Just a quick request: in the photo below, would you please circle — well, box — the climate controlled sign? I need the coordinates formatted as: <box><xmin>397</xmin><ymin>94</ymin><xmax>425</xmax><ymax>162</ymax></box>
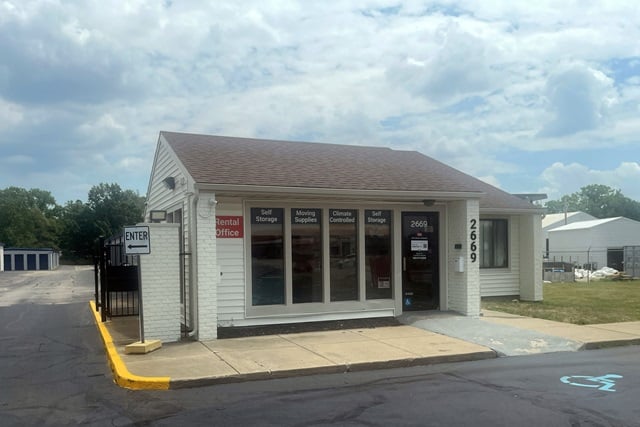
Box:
<box><xmin>124</xmin><ymin>226</ymin><xmax>151</xmax><ymax>255</ymax></box>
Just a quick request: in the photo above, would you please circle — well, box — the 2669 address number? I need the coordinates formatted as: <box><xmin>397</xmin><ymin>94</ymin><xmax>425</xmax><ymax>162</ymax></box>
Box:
<box><xmin>470</xmin><ymin>218</ymin><xmax>478</xmax><ymax>263</ymax></box>
<box><xmin>410</xmin><ymin>220</ymin><xmax>428</xmax><ymax>229</ymax></box>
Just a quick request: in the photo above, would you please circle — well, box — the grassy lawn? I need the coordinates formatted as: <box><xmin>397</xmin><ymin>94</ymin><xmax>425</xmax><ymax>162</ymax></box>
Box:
<box><xmin>481</xmin><ymin>280</ymin><xmax>640</xmax><ymax>325</ymax></box>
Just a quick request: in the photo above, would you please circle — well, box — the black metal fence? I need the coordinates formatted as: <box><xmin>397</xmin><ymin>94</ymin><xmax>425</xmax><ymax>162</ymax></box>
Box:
<box><xmin>94</xmin><ymin>233</ymin><xmax>139</xmax><ymax>321</ymax></box>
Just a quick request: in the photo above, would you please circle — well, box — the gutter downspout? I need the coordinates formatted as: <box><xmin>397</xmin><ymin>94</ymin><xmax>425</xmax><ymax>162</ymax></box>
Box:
<box><xmin>186</xmin><ymin>188</ymin><xmax>199</xmax><ymax>339</ymax></box>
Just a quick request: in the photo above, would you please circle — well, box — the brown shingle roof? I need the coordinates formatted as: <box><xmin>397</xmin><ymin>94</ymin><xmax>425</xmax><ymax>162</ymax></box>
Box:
<box><xmin>161</xmin><ymin>131</ymin><xmax>538</xmax><ymax>211</ymax></box>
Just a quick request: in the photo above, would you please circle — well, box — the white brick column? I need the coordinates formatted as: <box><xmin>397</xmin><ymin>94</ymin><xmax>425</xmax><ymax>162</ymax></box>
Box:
<box><xmin>446</xmin><ymin>199</ymin><xmax>480</xmax><ymax>316</ymax></box>
<box><xmin>138</xmin><ymin>223</ymin><xmax>181</xmax><ymax>342</ymax></box>
<box><xmin>195</xmin><ymin>193</ymin><xmax>218</xmax><ymax>340</ymax></box>
<box><xmin>519</xmin><ymin>214</ymin><xmax>543</xmax><ymax>301</ymax></box>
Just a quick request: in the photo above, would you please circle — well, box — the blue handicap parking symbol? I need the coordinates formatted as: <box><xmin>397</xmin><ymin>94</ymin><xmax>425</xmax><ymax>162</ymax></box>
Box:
<box><xmin>560</xmin><ymin>374</ymin><xmax>623</xmax><ymax>392</ymax></box>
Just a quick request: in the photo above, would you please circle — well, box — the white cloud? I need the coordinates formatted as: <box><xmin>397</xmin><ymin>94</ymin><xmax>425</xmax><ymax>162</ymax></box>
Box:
<box><xmin>77</xmin><ymin>113</ymin><xmax>125</xmax><ymax>136</ymax></box>
<box><xmin>388</xmin><ymin>21</ymin><xmax>496</xmax><ymax>103</ymax></box>
<box><xmin>116</xmin><ymin>156</ymin><xmax>147</xmax><ymax>171</ymax></box>
<box><xmin>477</xmin><ymin>175</ymin><xmax>501</xmax><ymax>188</ymax></box>
<box><xmin>538</xmin><ymin>63</ymin><xmax>616</xmax><ymax>137</ymax></box>
<box><xmin>1</xmin><ymin>1</ymin><xmax>640</xmax><ymax>204</ymax></box>
<box><xmin>540</xmin><ymin>162</ymin><xmax>640</xmax><ymax>201</ymax></box>
<box><xmin>0</xmin><ymin>99</ymin><xmax>23</xmax><ymax>130</ymax></box>
<box><xmin>61</xmin><ymin>18</ymin><xmax>91</xmax><ymax>45</ymax></box>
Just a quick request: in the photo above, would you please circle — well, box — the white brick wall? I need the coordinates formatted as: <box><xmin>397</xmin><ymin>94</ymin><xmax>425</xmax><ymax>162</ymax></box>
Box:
<box><xmin>446</xmin><ymin>200</ymin><xmax>480</xmax><ymax>316</ymax></box>
<box><xmin>195</xmin><ymin>193</ymin><xmax>219</xmax><ymax>340</ymax></box>
<box><xmin>138</xmin><ymin>223</ymin><xmax>181</xmax><ymax>342</ymax></box>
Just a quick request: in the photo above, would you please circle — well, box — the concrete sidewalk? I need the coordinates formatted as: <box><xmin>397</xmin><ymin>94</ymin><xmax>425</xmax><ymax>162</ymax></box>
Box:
<box><xmin>89</xmin><ymin>302</ymin><xmax>640</xmax><ymax>390</ymax></box>
<box><xmin>401</xmin><ymin>310</ymin><xmax>640</xmax><ymax>356</ymax></box>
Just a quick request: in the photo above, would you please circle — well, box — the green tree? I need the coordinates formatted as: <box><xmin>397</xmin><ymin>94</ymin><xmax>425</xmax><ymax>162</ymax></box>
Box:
<box><xmin>545</xmin><ymin>184</ymin><xmax>640</xmax><ymax>221</ymax></box>
<box><xmin>87</xmin><ymin>183</ymin><xmax>146</xmax><ymax>237</ymax></box>
<box><xmin>0</xmin><ymin>184</ymin><xmax>145</xmax><ymax>261</ymax></box>
<box><xmin>0</xmin><ymin>187</ymin><xmax>61</xmax><ymax>248</ymax></box>
<box><xmin>59</xmin><ymin>183</ymin><xmax>146</xmax><ymax>260</ymax></box>
<box><xmin>58</xmin><ymin>200</ymin><xmax>96</xmax><ymax>260</ymax></box>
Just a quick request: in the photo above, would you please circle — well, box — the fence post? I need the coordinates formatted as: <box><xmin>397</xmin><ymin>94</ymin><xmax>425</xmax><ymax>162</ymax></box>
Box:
<box><xmin>99</xmin><ymin>237</ymin><xmax>107</xmax><ymax>322</ymax></box>
<box><xmin>587</xmin><ymin>248</ymin><xmax>591</xmax><ymax>285</ymax></box>
<box><xmin>93</xmin><ymin>255</ymin><xmax>99</xmax><ymax>311</ymax></box>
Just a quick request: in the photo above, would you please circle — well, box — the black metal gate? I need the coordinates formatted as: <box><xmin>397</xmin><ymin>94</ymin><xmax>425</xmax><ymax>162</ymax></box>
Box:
<box><xmin>94</xmin><ymin>234</ymin><xmax>139</xmax><ymax>321</ymax></box>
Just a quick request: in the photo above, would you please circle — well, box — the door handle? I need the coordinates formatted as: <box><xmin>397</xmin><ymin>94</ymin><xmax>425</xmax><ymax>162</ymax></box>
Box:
<box><xmin>403</xmin><ymin>257</ymin><xmax>406</xmax><ymax>271</ymax></box>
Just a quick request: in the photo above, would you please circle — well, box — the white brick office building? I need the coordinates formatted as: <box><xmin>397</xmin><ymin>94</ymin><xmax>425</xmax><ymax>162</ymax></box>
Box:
<box><xmin>144</xmin><ymin>131</ymin><xmax>543</xmax><ymax>341</ymax></box>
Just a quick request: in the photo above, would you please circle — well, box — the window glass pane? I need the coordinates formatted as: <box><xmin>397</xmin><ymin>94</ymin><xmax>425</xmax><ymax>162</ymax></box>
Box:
<box><xmin>329</xmin><ymin>209</ymin><xmax>358</xmax><ymax>301</ymax></box>
<box><xmin>495</xmin><ymin>220</ymin><xmax>508</xmax><ymax>267</ymax></box>
<box><xmin>251</xmin><ymin>208</ymin><xmax>284</xmax><ymax>305</ymax></box>
<box><xmin>480</xmin><ymin>220</ymin><xmax>493</xmax><ymax>268</ymax></box>
<box><xmin>480</xmin><ymin>219</ymin><xmax>508</xmax><ymax>268</ymax></box>
<box><xmin>291</xmin><ymin>209</ymin><xmax>323</xmax><ymax>303</ymax></box>
<box><xmin>365</xmin><ymin>210</ymin><xmax>392</xmax><ymax>299</ymax></box>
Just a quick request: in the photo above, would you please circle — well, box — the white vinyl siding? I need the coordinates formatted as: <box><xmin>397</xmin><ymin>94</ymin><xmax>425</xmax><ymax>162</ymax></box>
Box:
<box><xmin>216</xmin><ymin>199</ymin><xmax>246</xmax><ymax>326</ymax></box>
<box><xmin>480</xmin><ymin>215</ymin><xmax>520</xmax><ymax>297</ymax></box>
<box><xmin>145</xmin><ymin>138</ymin><xmax>194</xmax><ymax>325</ymax></box>
<box><xmin>145</xmin><ymin>139</ymin><xmax>191</xmax><ymax>217</ymax></box>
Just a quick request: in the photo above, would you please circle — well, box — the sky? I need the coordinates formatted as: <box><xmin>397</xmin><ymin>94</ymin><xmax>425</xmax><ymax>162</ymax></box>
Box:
<box><xmin>1</xmin><ymin>1</ymin><xmax>639</xmax><ymax>205</ymax></box>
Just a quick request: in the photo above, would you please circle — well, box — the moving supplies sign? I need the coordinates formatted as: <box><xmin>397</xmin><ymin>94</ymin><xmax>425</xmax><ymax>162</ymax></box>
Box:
<box><xmin>216</xmin><ymin>216</ymin><xmax>243</xmax><ymax>238</ymax></box>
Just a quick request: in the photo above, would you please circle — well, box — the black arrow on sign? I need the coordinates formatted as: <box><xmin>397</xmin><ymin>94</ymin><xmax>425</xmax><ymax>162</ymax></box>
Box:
<box><xmin>128</xmin><ymin>244</ymin><xmax>148</xmax><ymax>249</ymax></box>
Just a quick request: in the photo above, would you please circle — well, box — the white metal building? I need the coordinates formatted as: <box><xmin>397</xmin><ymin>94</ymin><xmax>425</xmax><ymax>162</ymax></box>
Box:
<box><xmin>542</xmin><ymin>211</ymin><xmax>596</xmax><ymax>238</ymax></box>
<box><xmin>542</xmin><ymin>211</ymin><xmax>596</xmax><ymax>230</ymax></box>
<box><xmin>144</xmin><ymin>131</ymin><xmax>544</xmax><ymax>340</ymax></box>
<box><xmin>0</xmin><ymin>243</ymin><xmax>4</xmax><ymax>272</ymax></box>
<box><xmin>547</xmin><ymin>217</ymin><xmax>640</xmax><ymax>271</ymax></box>
<box><xmin>542</xmin><ymin>211</ymin><xmax>597</xmax><ymax>258</ymax></box>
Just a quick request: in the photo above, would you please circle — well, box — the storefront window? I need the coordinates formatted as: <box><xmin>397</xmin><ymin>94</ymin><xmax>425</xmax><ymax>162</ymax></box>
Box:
<box><xmin>291</xmin><ymin>208</ymin><xmax>323</xmax><ymax>303</ymax></box>
<box><xmin>329</xmin><ymin>209</ymin><xmax>358</xmax><ymax>301</ymax></box>
<box><xmin>365</xmin><ymin>210</ymin><xmax>392</xmax><ymax>299</ymax></box>
<box><xmin>251</xmin><ymin>208</ymin><xmax>285</xmax><ymax>305</ymax></box>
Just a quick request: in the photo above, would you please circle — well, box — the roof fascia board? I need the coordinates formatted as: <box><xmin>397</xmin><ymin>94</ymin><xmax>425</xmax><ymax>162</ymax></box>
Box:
<box><xmin>195</xmin><ymin>183</ymin><xmax>483</xmax><ymax>201</ymax></box>
<box><xmin>480</xmin><ymin>208</ymin><xmax>546</xmax><ymax>215</ymax></box>
<box><xmin>145</xmin><ymin>134</ymin><xmax>165</xmax><ymax>204</ymax></box>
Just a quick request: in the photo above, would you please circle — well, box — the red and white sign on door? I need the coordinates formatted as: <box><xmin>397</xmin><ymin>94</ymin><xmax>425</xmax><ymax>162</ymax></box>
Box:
<box><xmin>216</xmin><ymin>216</ymin><xmax>243</xmax><ymax>238</ymax></box>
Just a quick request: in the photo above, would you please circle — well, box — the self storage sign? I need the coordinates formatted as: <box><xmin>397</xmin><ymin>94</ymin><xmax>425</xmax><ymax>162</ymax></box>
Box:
<box><xmin>216</xmin><ymin>216</ymin><xmax>243</xmax><ymax>238</ymax></box>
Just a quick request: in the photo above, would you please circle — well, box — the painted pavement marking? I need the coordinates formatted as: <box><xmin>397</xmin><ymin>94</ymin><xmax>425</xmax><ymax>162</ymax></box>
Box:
<box><xmin>560</xmin><ymin>374</ymin><xmax>623</xmax><ymax>392</ymax></box>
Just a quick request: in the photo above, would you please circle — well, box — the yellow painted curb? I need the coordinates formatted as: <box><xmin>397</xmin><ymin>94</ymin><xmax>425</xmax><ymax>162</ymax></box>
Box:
<box><xmin>89</xmin><ymin>301</ymin><xmax>171</xmax><ymax>390</ymax></box>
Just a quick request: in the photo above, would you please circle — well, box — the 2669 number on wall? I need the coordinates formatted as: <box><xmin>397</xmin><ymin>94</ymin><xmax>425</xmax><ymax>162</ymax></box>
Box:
<box><xmin>470</xmin><ymin>218</ymin><xmax>478</xmax><ymax>263</ymax></box>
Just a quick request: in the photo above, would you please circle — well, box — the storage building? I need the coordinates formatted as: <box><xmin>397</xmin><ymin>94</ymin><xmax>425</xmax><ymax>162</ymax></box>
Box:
<box><xmin>144</xmin><ymin>131</ymin><xmax>544</xmax><ymax>340</ymax></box>
<box><xmin>3</xmin><ymin>248</ymin><xmax>61</xmax><ymax>271</ymax></box>
<box><xmin>547</xmin><ymin>217</ymin><xmax>640</xmax><ymax>271</ymax></box>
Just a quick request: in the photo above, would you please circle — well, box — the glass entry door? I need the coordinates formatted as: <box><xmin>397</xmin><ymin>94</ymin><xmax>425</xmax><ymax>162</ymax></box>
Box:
<box><xmin>402</xmin><ymin>212</ymin><xmax>439</xmax><ymax>310</ymax></box>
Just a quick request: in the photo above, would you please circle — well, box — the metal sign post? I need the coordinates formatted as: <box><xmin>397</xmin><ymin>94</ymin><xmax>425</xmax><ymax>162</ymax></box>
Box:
<box><xmin>136</xmin><ymin>255</ymin><xmax>145</xmax><ymax>343</ymax></box>
<box><xmin>124</xmin><ymin>226</ymin><xmax>151</xmax><ymax>344</ymax></box>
